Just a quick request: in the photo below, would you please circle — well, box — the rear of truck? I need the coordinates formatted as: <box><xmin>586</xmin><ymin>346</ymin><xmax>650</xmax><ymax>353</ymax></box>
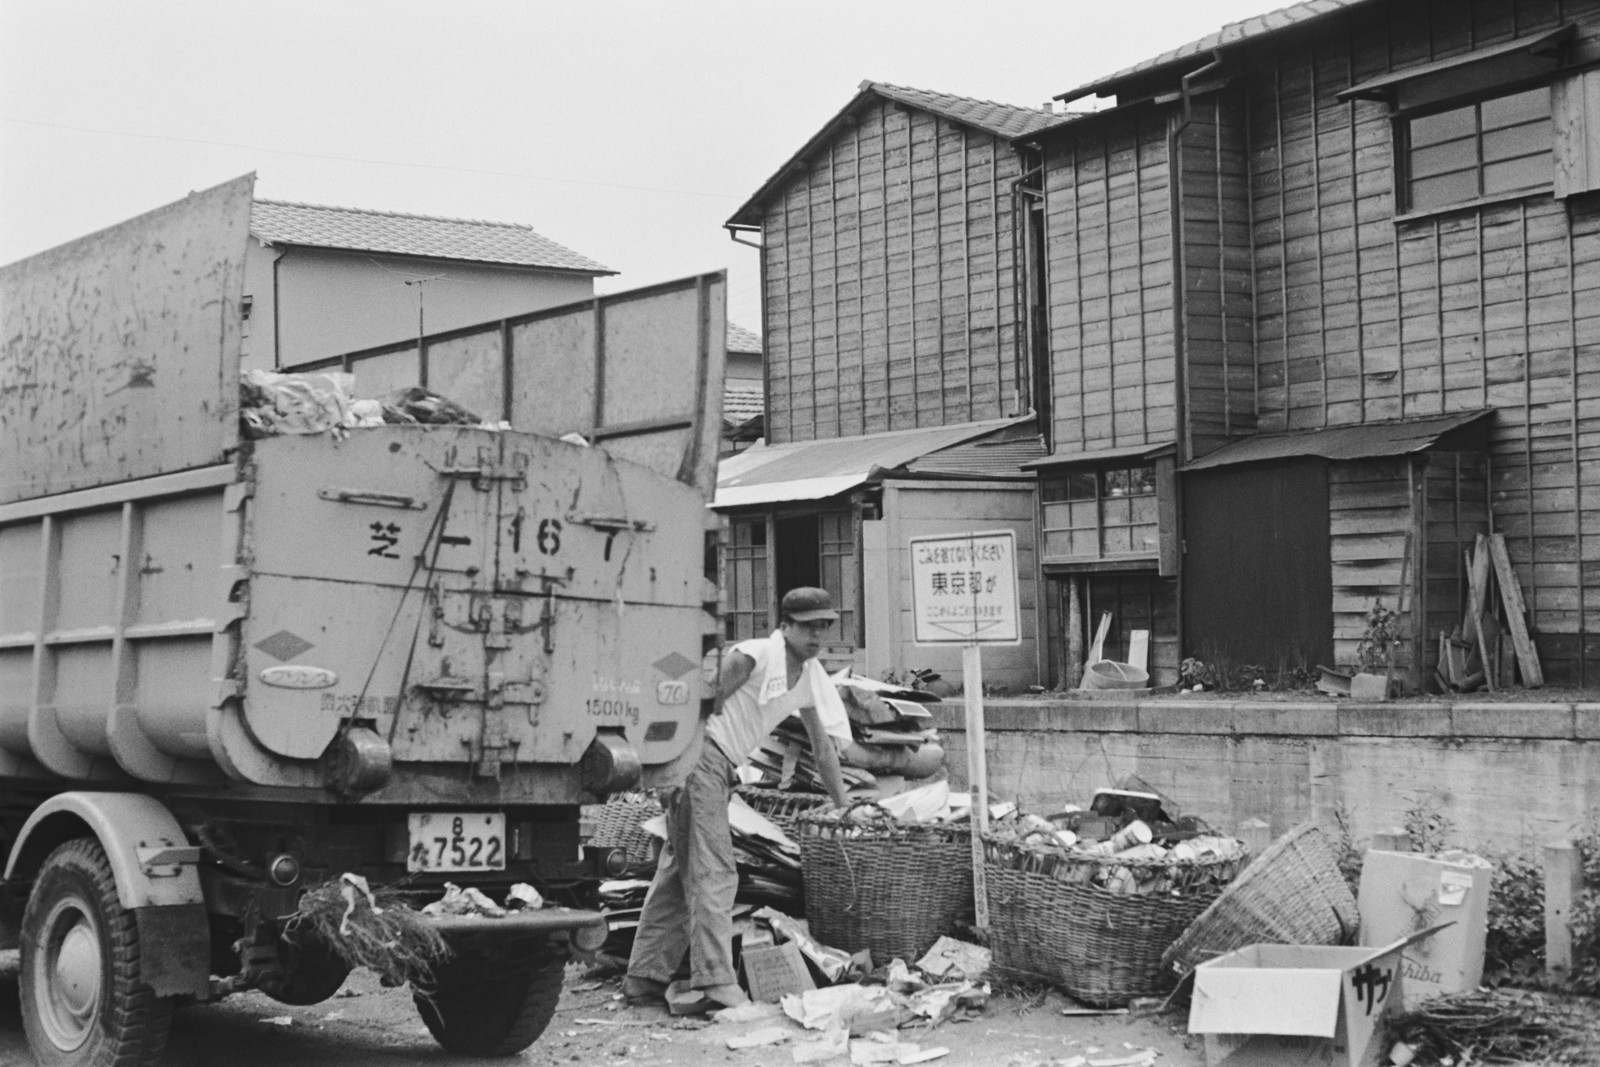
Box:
<box><xmin>0</xmin><ymin>175</ymin><xmax>725</xmax><ymax>1064</ymax></box>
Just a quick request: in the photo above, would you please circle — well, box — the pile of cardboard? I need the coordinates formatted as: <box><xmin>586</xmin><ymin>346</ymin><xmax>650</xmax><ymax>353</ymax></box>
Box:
<box><xmin>746</xmin><ymin>672</ymin><xmax>945</xmax><ymax>799</ymax></box>
<box><xmin>1437</xmin><ymin>532</ymin><xmax>1543</xmax><ymax>692</ymax></box>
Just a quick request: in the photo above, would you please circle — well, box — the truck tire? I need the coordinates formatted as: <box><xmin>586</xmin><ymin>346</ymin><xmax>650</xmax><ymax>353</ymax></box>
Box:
<box><xmin>260</xmin><ymin>934</ymin><xmax>351</xmax><ymax>1006</ymax></box>
<box><xmin>20</xmin><ymin>838</ymin><xmax>175</xmax><ymax>1067</ymax></box>
<box><xmin>414</xmin><ymin>942</ymin><xmax>567</xmax><ymax>1056</ymax></box>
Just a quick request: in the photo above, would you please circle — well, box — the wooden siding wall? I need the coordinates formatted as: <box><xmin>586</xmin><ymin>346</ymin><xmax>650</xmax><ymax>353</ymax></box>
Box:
<box><xmin>1329</xmin><ymin>459</ymin><xmax>1416</xmax><ymax>675</ymax></box>
<box><xmin>1422</xmin><ymin>453</ymin><xmax>1491</xmax><ymax>671</ymax></box>
<box><xmin>1180</xmin><ymin>94</ymin><xmax>1258</xmax><ymax>459</ymax></box>
<box><xmin>1242</xmin><ymin>0</ymin><xmax>1600</xmax><ymax>683</ymax></box>
<box><xmin>1041</xmin><ymin>112</ymin><xmax>1177</xmax><ymax>453</ymax></box>
<box><xmin>760</xmin><ymin>99</ymin><xmax>1027</xmax><ymax>444</ymax></box>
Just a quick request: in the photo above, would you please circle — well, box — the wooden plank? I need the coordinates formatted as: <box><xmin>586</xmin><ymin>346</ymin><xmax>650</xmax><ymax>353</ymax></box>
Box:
<box><xmin>1467</xmin><ymin>537</ymin><xmax>1497</xmax><ymax>693</ymax></box>
<box><xmin>1487</xmin><ymin>532</ymin><xmax>1544</xmax><ymax>687</ymax></box>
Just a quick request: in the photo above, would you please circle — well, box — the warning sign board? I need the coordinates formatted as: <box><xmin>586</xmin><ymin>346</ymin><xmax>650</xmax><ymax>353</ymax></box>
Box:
<box><xmin>909</xmin><ymin>530</ymin><xmax>1020</xmax><ymax>645</ymax></box>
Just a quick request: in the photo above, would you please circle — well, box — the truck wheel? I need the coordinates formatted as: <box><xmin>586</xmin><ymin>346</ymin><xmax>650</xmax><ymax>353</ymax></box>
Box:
<box><xmin>260</xmin><ymin>934</ymin><xmax>351</xmax><ymax>1006</ymax></box>
<box><xmin>20</xmin><ymin>838</ymin><xmax>175</xmax><ymax>1067</ymax></box>
<box><xmin>414</xmin><ymin>942</ymin><xmax>567</xmax><ymax>1056</ymax></box>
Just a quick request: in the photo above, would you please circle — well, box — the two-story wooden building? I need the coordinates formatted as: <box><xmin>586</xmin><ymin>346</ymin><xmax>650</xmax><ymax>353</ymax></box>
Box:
<box><xmin>731</xmin><ymin>0</ymin><xmax>1600</xmax><ymax>692</ymax></box>
<box><xmin>1021</xmin><ymin>0</ymin><xmax>1600</xmax><ymax>689</ymax></box>
<box><xmin>722</xmin><ymin>82</ymin><xmax>1057</xmax><ymax>689</ymax></box>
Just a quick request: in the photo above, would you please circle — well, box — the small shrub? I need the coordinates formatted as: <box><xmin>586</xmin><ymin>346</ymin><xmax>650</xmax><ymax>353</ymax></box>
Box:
<box><xmin>1354</xmin><ymin>599</ymin><xmax>1399</xmax><ymax>673</ymax></box>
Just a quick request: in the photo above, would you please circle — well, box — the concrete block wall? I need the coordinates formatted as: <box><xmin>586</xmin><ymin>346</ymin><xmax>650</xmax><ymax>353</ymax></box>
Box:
<box><xmin>931</xmin><ymin>698</ymin><xmax>1600</xmax><ymax>850</ymax></box>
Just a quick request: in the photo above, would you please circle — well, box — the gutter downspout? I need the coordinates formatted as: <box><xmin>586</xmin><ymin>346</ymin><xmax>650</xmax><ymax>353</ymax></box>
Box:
<box><xmin>1168</xmin><ymin>48</ymin><xmax>1224</xmax><ymax>469</ymax></box>
<box><xmin>1010</xmin><ymin>162</ymin><xmax>1045</xmax><ymax>429</ymax></box>
<box><xmin>1167</xmin><ymin>47</ymin><xmax>1224</xmax><ymax>681</ymax></box>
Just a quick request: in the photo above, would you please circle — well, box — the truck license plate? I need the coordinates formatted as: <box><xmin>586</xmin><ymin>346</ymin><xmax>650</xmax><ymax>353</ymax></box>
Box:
<box><xmin>407</xmin><ymin>812</ymin><xmax>506</xmax><ymax>872</ymax></box>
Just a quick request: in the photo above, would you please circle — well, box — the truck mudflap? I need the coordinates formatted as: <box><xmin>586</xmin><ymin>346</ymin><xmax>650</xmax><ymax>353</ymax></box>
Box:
<box><xmin>426</xmin><ymin>905</ymin><xmax>608</xmax><ymax>953</ymax></box>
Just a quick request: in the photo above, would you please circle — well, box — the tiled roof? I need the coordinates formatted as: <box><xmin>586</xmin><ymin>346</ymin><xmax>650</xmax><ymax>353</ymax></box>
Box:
<box><xmin>722</xmin><ymin>381</ymin><xmax>765</xmax><ymax>424</ymax></box>
<box><xmin>729</xmin><ymin>82</ymin><xmax>1066</xmax><ymax>227</ymax></box>
<box><xmin>250</xmin><ymin>199</ymin><xmax>613</xmax><ymax>274</ymax></box>
<box><xmin>1056</xmin><ymin>0</ymin><xmax>1374</xmax><ymax>103</ymax></box>
<box><xmin>865</xmin><ymin>82</ymin><xmax>1063</xmax><ymax>140</ymax></box>
<box><xmin>727</xmin><ymin>322</ymin><xmax>762</xmax><ymax>354</ymax></box>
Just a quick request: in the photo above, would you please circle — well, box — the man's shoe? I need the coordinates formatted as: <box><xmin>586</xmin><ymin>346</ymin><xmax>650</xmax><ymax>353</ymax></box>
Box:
<box><xmin>703</xmin><ymin>983</ymin><xmax>750</xmax><ymax>1009</ymax></box>
<box><xmin>621</xmin><ymin>975</ymin><xmax>668</xmax><ymax>1006</ymax></box>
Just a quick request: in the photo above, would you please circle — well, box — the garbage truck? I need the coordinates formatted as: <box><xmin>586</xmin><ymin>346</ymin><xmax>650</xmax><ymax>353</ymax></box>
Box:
<box><xmin>0</xmin><ymin>175</ymin><xmax>724</xmax><ymax>1065</ymax></box>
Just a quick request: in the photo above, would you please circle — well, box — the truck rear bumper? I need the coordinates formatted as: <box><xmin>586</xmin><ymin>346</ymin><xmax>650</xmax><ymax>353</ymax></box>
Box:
<box><xmin>425</xmin><ymin>905</ymin><xmax>607</xmax><ymax>951</ymax></box>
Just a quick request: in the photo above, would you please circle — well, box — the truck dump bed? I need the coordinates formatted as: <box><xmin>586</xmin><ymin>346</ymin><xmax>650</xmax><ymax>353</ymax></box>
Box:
<box><xmin>0</xmin><ymin>175</ymin><xmax>724</xmax><ymax>801</ymax></box>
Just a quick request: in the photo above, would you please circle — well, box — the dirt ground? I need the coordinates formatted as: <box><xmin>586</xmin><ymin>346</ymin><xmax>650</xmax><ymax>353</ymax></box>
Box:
<box><xmin>0</xmin><ymin>951</ymin><xmax>1210</xmax><ymax>1066</ymax></box>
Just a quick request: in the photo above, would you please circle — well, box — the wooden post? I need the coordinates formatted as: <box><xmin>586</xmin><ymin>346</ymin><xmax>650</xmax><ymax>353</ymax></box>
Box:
<box><xmin>963</xmin><ymin>643</ymin><xmax>989</xmax><ymax>929</ymax></box>
<box><xmin>1545</xmin><ymin>840</ymin><xmax>1582</xmax><ymax>977</ymax></box>
<box><xmin>1065</xmin><ymin>576</ymin><xmax>1084</xmax><ymax>690</ymax></box>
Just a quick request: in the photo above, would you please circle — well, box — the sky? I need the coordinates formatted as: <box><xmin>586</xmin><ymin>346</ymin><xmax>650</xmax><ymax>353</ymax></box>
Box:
<box><xmin>0</xmin><ymin>0</ymin><xmax>1281</xmax><ymax>336</ymax></box>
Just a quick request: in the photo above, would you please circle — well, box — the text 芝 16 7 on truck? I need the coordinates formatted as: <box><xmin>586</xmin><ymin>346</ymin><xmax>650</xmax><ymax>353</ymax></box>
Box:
<box><xmin>0</xmin><ymin>175</ymin><xmax>725</xmax><ymax>1065</ymax></box>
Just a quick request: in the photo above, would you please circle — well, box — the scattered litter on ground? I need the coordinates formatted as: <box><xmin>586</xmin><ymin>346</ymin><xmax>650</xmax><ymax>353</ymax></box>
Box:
<box><xmin>727</xmin><ymin>1026</ymin><xmax>795</xmax><ymax>1049</ymax></box>
<box><xmin>712</xmin><ymin>1001</ymin><xmax>784</xmax><ymax>1025</ymax></box>
<box><xmin>260</xmin><ymin>1015</ymin><xmax>294</xmax><ymax>1026</ymax></box>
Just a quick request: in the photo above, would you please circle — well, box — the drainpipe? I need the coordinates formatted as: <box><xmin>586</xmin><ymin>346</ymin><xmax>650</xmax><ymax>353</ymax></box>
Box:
<box><xmin>1167</xmin><ymin>48</ymin><xmax>1224</xmax><ymax>681</ymax></box>
<box><xmin>1010</xmin><ymin>163</ymin><xmax>1045</xmax><ymax>426</ymax></box>
<box><xmin>1168</xmin><ymin>49</ymin><xmax>1224</xmax><ymax>469</ymax></box>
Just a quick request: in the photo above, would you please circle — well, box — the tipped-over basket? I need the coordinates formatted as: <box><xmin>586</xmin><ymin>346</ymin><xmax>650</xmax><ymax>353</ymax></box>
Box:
<box><xmin>982</xmin><ymin>829</ymin><xmax>1248</xmax><ymax>1007</ymax></box>
<box><xmin>734</xmin><ymin>785</ymin><xmax>831</xmax><ymax>837</ymax></box>
<box><xmin>1161</xmin><ymin>822</ymin><xmax>1360</xmax><ymax>979</ymax></box>
<box><xmin>796</xmin><ymin>800</ymin><xmax>973</xmax><ymax>964</ymax></box>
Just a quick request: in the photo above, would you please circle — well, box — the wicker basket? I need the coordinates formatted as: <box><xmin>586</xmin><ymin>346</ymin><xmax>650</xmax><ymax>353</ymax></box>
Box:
<box><xmin>734</xmin><ymin>785</ymin><xmax>831</xmax><ymax>837</ymax></box>
<box><xmin>583</xmin><ymin>794</ymin><xmax>662</xmax><ymax>871</ymax></box>
<box><xmin>796</xmin><ymin>801</ymin><xmax>973</xmax><ymax>964</ymax></box>
<box><xmin>1161</xmin><ymin>822</ymin><xmax>1360</xmax><ymax>979</ymax></box>
<box><xmin>982</xmin><ymin>829</ymin><xmax>1246</xmax><ymax>1007</ymax></box>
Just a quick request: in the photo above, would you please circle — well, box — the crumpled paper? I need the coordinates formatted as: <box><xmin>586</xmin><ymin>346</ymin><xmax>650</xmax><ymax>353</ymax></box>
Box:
<box><xmin>421</xmin><ymin>882</ymin><xmax>506</xmax><ymax>918</ymax></box>
<box><xmin>240</xmin><ymin>369</ymin><xmax>359</xmax><ymax>438</ymax></box>
<box><xmin>506</xmin><ymin>882</ymin><xmax>544</xmax><ymax>910</ymax></box>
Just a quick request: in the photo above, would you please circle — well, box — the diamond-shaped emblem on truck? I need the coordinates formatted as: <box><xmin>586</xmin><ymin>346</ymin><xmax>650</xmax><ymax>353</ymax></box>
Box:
<box><xmin>255</xmin><ymin>630</ymin><xmax>314</xmax><ymax>662</ymax></box>
<box><xmin>652</xmin><ymin>652</ymin><xmax>695</xmax><ymax>680</ymax></box>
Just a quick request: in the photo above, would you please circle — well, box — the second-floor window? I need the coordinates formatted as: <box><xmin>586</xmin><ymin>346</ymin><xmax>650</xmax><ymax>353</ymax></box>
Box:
<box><xmin>1041</xmin><ymin>464</ymin><xmax>1159</xmax><ymax>560</ymax></box>
<box><xmin>1404</xmin><ymin>85</ymin><xmax>1552</xmax><ymax>212</ymax></box>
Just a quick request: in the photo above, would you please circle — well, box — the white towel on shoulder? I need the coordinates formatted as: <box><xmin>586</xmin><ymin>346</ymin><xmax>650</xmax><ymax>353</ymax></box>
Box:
<box><xmin>752</xmin><ymin>631</ymin><xmax>852</xmax><ymax>743</ymax></box>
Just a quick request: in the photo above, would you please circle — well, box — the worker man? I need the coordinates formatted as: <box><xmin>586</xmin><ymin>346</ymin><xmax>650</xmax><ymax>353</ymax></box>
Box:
<box><xmin>622</xmin><ymin>587</ymin><xmax>852</xmax><ymax>1011</ymax></box>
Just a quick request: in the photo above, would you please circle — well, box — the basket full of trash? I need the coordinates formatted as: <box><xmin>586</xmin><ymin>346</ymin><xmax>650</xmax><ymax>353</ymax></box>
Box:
<box><xmin>981</xmin><ymin>786</ymin><xmax>1248</xmax><ymax>1007</ymax></box>
<box><xmin>795</xmin><ymin>786</ymin><xmax>973</xmax><ymax>965</ymax></box>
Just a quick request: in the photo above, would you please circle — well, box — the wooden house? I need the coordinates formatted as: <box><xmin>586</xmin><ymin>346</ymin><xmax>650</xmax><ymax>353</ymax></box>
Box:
<box><xmin>1026</xmin><ymin>0</ymin><xmax>1600</xmax><ymax>688</ymax></box>
<box><xmin>722</xmin><ymin>82</ymin><xmax>1057</xmax><ymax>689</ymax></box>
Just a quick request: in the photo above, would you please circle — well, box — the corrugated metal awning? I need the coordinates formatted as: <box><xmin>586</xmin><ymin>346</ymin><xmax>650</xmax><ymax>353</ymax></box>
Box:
<box><xmin>1181</xmin><ymin>410</ymin><xmax>1493</xmax><ymax>472</ymax></box>
<box><xmin>713</xmin><ymin>418</ymin><xmax>1026</xmax><ymax>509</ymax></box>
<box><xmin>1022</xmin><ymin>440</ymin><xmax>1176</xmax><ymax>470</ymax></box>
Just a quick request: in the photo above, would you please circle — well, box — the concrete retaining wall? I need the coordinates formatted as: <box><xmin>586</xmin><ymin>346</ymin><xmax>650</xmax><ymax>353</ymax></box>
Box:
<box><xmin>929</xmin><ymin>698</ymin><xmax>1600</xmax><ymax>851</ymax></box>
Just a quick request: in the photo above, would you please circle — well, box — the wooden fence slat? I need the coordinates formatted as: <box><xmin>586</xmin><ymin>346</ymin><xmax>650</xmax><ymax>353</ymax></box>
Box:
<box><xmin>1487</xmin><ymin>532</ymin><xmax>1545</xmax><ymax>688</ymax></box>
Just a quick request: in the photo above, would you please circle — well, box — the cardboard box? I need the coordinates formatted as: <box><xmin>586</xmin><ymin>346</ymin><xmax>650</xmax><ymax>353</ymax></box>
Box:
<box><xmin>739</xmin><ymin>940</ymin><xmax>815</xmax><ymax>1003</ymax></box>
<box><xmin>1188</xmin><ymin>941</ymin><xmax>1409</xmax><ymax>1067</ymax></box>
<box><xmin>1357</xmin><ymin>849</ymin><xmax>1491</xmax><ymax>1007</ymax></box>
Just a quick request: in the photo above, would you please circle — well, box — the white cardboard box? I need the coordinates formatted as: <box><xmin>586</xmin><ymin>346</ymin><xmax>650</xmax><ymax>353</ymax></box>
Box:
<box><xmin>1188</xmin><ymin>940</ymin><xmax>1409</xmax><ymax>1067</ymax></box>
<box><xmin>1357</xmin><ymin>849</ymin><xmax>1492</xmax><ymax>1007</ymax></box>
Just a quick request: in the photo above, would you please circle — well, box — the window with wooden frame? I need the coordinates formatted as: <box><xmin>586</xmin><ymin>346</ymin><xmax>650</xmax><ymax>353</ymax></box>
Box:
<box><xmin>1040</xmin><ymin>462</ymin><xmax>1169</xmax><ymax>567</ymax></box>
<box><xmin>1402</xmin><ymin>85</ymin><xmax>1553</xmax><ymax>212</ymax></box>
<box><xmin>722</xmin><ymin>517</ymin><xmax>770</xmax><ymax>642</ymax></box>
<box><xmin>1338</xmin><ymin>24</ymin><xmax>1575</xmax><ymax>216</ymax></box>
